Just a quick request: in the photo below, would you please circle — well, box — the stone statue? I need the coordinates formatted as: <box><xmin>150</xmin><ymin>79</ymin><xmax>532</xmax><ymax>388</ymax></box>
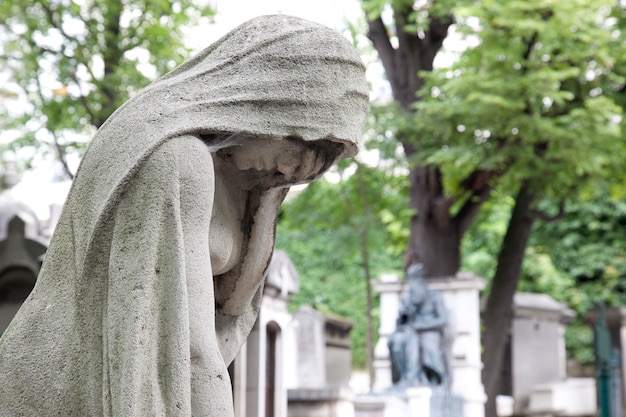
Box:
<box><xmin>0</xmin><ymin>15</ymin><xmax>368</xmax><ymax>416</ymax></box>
<box><xmin>388</xmin><ymin>264</ymin><xmax>448</xmax><ymax>388</ymax></box>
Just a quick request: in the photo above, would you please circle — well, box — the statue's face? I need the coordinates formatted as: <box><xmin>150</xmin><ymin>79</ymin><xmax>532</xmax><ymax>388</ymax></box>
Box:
<box><xmin>217</xmin><ymin>136</ymin><xmax>342</xmax><ymax>188</ymax></box>
<box><xmin>227</xmin><ymin>138</ymin><xmax>310</xmax><ymax>174</ymax></box>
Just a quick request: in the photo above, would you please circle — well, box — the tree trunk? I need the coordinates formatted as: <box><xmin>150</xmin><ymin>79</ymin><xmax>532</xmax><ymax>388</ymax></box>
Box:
<box><xmin>357</xmin><ymin>171</ymin><xmax>376</xmax><ymax>391</ymax></box>
<box><xmin>405</xmin><ymin>165</ymin><xmax>494</xmax><ymax>277</ymax></box>
<box><xmin>360</xmin><ymin>229</ymin><xmax>376</xmax><ymax>390</ymax></box>
<box><xmin>366</xmin><ymin>6</ymin><xmax>496</xmax><ymax>278</ymax></box>
<box><xmin>482</xmin><ymin>181</ymin><xmax>538</xmax><ymax>417</ymax></box>
<box><xmin>406</xmin><ymin>165</ymin><xmax>461</xmax><ymax>276</ymax></box>
<box><xmin>97</xmin><ymin>0</ymin><xmax>124</xmax><ymax>128</ymax></box>
<box><xmin>366</xmin><ymin>8</ymin><xmax>452</xmax><ymax>114</ymax></box>
<box><xmin>410</xmin><ymin>210</ymin><xmax>461</xmax><ymax>276</ymax></box>
<box><xmin>339</xmin><ymin>166</ymin><xmax>376</xmax><ymax>389</ymax></box>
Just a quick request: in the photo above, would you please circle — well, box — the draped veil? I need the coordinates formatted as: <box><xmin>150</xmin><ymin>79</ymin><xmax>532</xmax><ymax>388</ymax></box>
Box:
<box><xmin>0</xmin><ymin>15</ymin><xmax>368</xmax><ymax>416</ymax></box>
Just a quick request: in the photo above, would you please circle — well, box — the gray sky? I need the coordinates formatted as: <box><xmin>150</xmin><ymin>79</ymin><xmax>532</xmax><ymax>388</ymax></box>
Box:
<box><xmin>197</xmin><ymin>0</ymin><xmax>363</xmax><ymax>44</ymax></box>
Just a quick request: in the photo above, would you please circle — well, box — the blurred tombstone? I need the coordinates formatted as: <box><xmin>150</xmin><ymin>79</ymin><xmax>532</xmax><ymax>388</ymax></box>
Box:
<box><xmin>0</xmin><ymin>162</ymin><xmax>48</xmax><ymax>335</ymax></box>
<box><xmin>508</xmin><ymin>293</ymin><xmax>575</xmax><ymax>411</ymax></box>
<box><xmin>0</xmin><ymin>160</ymin><xmax>43</xmax><ymax>240</ymax></box>
<box><xmin>292</xmin><ymin>306</ymin><xmax>326</xmax><ymax>389</ymax></box>
<box><xmin>507</xmin><ymin>293</ymin><xmax>597</xmax><ymax>417</ymax></box>
<box><xmin>287</xmin><ymin>305</ymin><xmax>355</xmax><ymax>417</ymax></box>
<box><xmin>0</xmin><ymin>216</ymin><xmax>47</xmax><ymax>335</ymax></box>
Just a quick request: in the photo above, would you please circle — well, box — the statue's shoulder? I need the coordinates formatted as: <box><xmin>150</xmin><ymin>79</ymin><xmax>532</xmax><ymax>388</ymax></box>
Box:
<box><xmin>424</xmin><ymin>289</ymin><xmax>444</xmax><ymax>307</ymax></box>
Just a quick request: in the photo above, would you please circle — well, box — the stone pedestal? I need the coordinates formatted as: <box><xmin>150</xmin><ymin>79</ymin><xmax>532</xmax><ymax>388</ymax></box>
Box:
<box><xmin>429</xmin><ymin>273</ymin><xmax>487</xmax><ymax>417</ymax></box>
<box><xmin>407</xmin><ymin>387</ymin><xmax>432</xmax><ymax>416</ymax></box>
<box><xmin>287</xmin><ymin>305</ymin><xmax>355</xmax><ymax>417</ymax></box>
<box><xmin>509</xmin><ymin>293</ymin><xmax>575</xmax><ymax>413</ymax></box>
<box><xmin>288</xmin><ymin>388</ymin><xmax>354</xmax><ymax>417</ymax></box>
<box><xmin>528</xmin><ymin>378</ymin><xmax>596</xmax><ymax>416</ymax></box>
<box><xmin>353</xmin><ymin>387</ymin><xmax>434</xmax><ymax>417</ymax></box>
<box><xmin>373</xmin><ymin>272</ymin><xmax>486</xmax><ymax>417</ymax></box>
<box><xmin>354</xmin><ymin>396</ymin><xmax>386</xmax><ymax>417</ymax></box>
<box><xmin>354</xmin><ymin>394</ymin><xmax>408</xmax><ymax>417</ymax></box>
<box><xmin>373</xmin><ymin>273</ymin><xmax>403</xmax><ymax>392</ymax></box>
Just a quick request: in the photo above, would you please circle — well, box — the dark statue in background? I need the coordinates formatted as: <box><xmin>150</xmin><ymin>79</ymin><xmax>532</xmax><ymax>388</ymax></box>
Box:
<box><xmin>388</xmin><ymin>263</ymin><xmax>448</xmax><ymax>388</ymax></box>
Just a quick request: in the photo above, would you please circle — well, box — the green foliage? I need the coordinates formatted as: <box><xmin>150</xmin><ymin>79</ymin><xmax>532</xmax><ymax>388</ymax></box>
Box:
<box><xmin>0</xmin><ymin>0</ymin><xmax>213</xmax><ymax>170</ymax></box>
<box><xmin>461</xmin><ymin>187</ymin><xmax>626</xmax><ymax>367</ymax></box>
<box><xmin>526</xmin><ymin>194</ymin><xmax>626</xmax><ymax>366</ymax></box>
<box><xmin>461</xmin><ymin>188</ymin><xmax>514</xmax><ymax>280</ymax></box>
<box><xmin>276</xmin><ymin>164</ymin><xmax>408</xmax><ymax>368</ymax></box>
<box><xmin>366</xmin><ymin>103</ymin><xmax>412</xmax><ymax>161</ymax></box>
<box><xmin>532</xmin><ymin>194</ymin><xmax>626</xmax><ymax>309</ymax></box>
<box><xmin>413</xmin><ymin>0</ymin><xmax>626</xmax><ymax>201</ymax></box>
<box><xmin>359</xmin><ymin>0</ymin><xmax>626</xmax><ymax>377</ymax></box>
<box><xmin>359</xmin><ymin>0</ymin><xmax>626</xmax><ymax>375</ymax></box>
<box><xmin>362</xmin><ymin>0</ymin><xmax>459</xmax><ymax>23</ymax></box>
<box><xmin>432</xmin><ymin>0</ymin><xmax>626</xmax><ymax>371</ymax></box>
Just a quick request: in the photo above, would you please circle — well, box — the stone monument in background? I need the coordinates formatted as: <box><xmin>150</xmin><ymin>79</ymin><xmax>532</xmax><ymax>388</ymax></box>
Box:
<box><xmin>0</xmin><ymin>161</ymin><xmax>48</xmax><ymax>336</ymax></box>
<box><xmin>287</xmin><ymin>305</ymin><xmax>355</xmax><ymax>417</ymax></box>
<box><xmin>483</xmin><ymin>292</ymin><xmax>595</xmax><ymax>417</ymax></box>
<box><xmin>0</xmin><ymin>15</ymin><xmax>368</xmax><ymax>417</ymax></box>
<box><xmin>505</xmin><ymin>293</ymin><xmax>596</xmax><ymax>416</ymax></box>
<box><xmin>360</xmin><ymin>268</ymin><xmax>486</xmax><ymax>417</ymax></box>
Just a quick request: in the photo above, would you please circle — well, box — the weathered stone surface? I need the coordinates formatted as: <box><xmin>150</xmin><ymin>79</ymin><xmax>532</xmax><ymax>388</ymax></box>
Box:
<box><xmin>0</xmin><ymin>15</ymin><xmax>368</xmax><ymax>416</ymax></box>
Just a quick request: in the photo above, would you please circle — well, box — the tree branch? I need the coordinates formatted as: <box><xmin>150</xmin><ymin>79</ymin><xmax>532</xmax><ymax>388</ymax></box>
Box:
<box><xmin>413</xmin><ymin>165</ymin><xmax>455</xmax><ymax>227</ymax></box>
<box><xmin>367</xmin><ymin>16</ymin><xmax>397</xmax><ymax>92</ymax></box>
<box><xmin>456</xmin><ymin>187</ymin><xmax>493</xmax><ymax>235</ymax></box>
<box><xmin>68</xmin><ymin>67</ymin><xmax>99</xmax><ymax>127</ymax></box>
<box><xmin>39</xmin><ymin>1</ymin><xmax>81</xmax><ymax>46</ymax></box>
<box><xmin>33</xmin><ymin>71</ymin><xmax>75</xmax><ymax>179</ymax></box>
<box><xmin>418</xmin><ymin>164</ymin><xmax>445</xmax><ymax>197</ymax></box>
<box><xmin>454</xmin><ymin>169</ymin><xmax>502</xmax><ymax>235</ymax></box>
<box><xmin>123</xmin><ymin>8</ymin><xmax>148</xmax><ymax>50</ymax></box>
<box><xmin>428</xmin><ymin>13</ymin><xmax>454</xmax><ymax>48</ymax></box>
<box><xmin>337</xmin><ymin>162</ymin><xmax>376</xmax><ymax>390</ymax></box>
<box><xmin>50</xmin><ymin>131</ymin><xmax>75</xmax><ymax>180</ymax></box>
<box><xmin>530</xmin><ymin>201</ymin><xmax>566</xmax><ymax>222</ymax></box>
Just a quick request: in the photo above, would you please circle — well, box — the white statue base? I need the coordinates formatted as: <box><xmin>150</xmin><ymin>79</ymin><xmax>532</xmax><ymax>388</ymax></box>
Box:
<box><xmin>354</xmin><ymin>387</ymin><xmax>432</xmax><ymax>417</ymax></box>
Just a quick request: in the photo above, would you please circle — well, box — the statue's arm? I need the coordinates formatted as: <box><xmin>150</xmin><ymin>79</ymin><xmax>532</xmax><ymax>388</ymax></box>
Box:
<box><xmin>411</xmin><ymin>293</ymin><xmax>448</xmax><ymax>331</ymax></box>
<box><xmin>213</xmin><ymin>187</ymin><xmax>288</xmax><ymax>364</ymax></box>
<box><xmin>213</xmin><ymin>187</ymin><xmax>288</xmax><ymax>316</ymax></box>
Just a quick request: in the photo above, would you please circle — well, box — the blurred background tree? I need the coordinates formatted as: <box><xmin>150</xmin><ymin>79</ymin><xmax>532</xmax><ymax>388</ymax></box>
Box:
<box><xmin>410</xmin><ymin>0</ymin><xmax>626</xmax><ymax>414</ymax></box>
<box><xmin>363</xmin><ymin>0</ymin><xmax>477</xmax><ymax>277</ymax></box>
<box><xmin>0</xmin><ymin>0</ymin><xmax>213</xmax><ymax>177</ymax></box>
<box><xmin>351</xmin><ymin>0</ymin><xmax>626</xmax><ymax>415</ymax></box>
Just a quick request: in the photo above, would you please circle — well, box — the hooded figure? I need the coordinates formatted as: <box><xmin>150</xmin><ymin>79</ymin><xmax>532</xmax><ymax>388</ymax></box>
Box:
<box><xmin>0</xmin><ymin>15</ymin><xmax>368</xmax><ymax>416</ymax></box>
